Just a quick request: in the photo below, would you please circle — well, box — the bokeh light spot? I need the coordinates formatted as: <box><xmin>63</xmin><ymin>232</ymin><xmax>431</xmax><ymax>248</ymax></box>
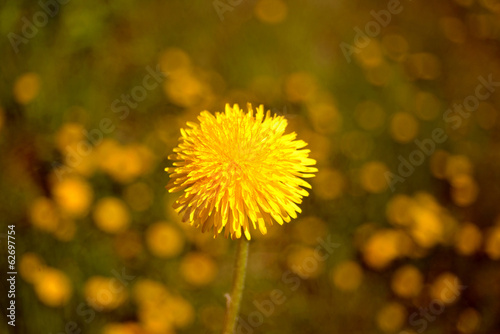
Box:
<box><xmin>93</xmin><ymin>197</ymin><xmax>131</xmax><ymax>234</ymax></box>
<box><xmin>390</xmin><ymin>112</ymin><xmax>419</xmax><ymax>143</ymax></box>
<box><xmin>332</xmin><ymin>260</ymin><xmax>363</xmax><ymax>292</ymax></box>
<box><xmin>180</xmin><ymin>252</ymin><xmax>217</xmax><ymax>286</ymax></box>
<box><xmin>146</xmin><ymin>222</ymin><xmax>185</xmax><ymax>258</ymax></box>
<box><xmin>255</xmin><ymin>0</ymin><xmax>288</xmax><ymax>24</ymax></box>
<box><xmin>360</xmin><ymin>161</ymin><xmax>389</xmax><ymax>193</ymax></box>
<box><xmin>13</xmin><ymin>72</ymin><xmax>41</xmax><ymax>104</ymax></box>
<box><xmin>391</xmin><ymin>264</ymin><xmax>423</xmax><ymax>298</ymax></box>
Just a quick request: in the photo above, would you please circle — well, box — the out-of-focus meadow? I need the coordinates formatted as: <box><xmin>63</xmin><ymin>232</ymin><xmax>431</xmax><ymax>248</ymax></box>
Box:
<box><xmin>1</xmin><ymin>0</ymin><xmax>500</xmax><ymax>333</ymax></box>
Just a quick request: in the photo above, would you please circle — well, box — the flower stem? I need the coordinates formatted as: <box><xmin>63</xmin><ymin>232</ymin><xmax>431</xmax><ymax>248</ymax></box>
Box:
<box><xmin>222</xmin><ymin>237</ymin><xmax>250</xmax><ymax>334</ymax></box>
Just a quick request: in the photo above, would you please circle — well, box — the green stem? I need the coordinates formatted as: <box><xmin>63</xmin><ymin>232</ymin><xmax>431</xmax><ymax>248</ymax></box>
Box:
<box><xmin>222</xmin><ymin>237</ymin><xmax>250</xmax><ymax>334</ymax></box>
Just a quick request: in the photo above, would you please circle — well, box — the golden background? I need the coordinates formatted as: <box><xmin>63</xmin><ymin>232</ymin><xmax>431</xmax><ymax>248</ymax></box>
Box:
<box><xmin>1</xmin><ymin>0</ymin><xmax>500</xmax><ymax>333</ymax></box>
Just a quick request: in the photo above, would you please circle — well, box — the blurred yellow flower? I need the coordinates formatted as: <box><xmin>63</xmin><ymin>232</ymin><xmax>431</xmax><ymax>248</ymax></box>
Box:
<box><xmin>55</xmin><ymin>122</ymin><xmax>85</xmax><ymax>152</ymax></box>
<box><xmin>133</xmin><ymin>278</ymin><xmax>194</xmax><ymax>330</ymax></box>
<box><xmin>355</xmin><ymin>39</ymin><xmax>383</xmax><ymax>68</ymax></box>
<box><xmin>180</xmin><ymin>252</ymin><xmax>217</xmax><ymax>286</ymax></box>
<box><xmin>457</xmin><ymin>308</ymin><xmax>481</xmax><ymax>334</ymax></box>
<box><xmin>166</xmin><ymin>104</ymin><xmax>317</xmax><ymax>239</ymax></box>
<box><xmin>146</xmin><ymin>222</ymin><xmax>185</xmax><ymax>258</ymax></box>
<box><xmin>133</xmin><ymin>279</ymin><xmax>171</xmax><ymax>308</ymax></box>
<box><xmin>454</xmin><ymin>222</ymin><xmax>482</xmax><ymax>256</ymax></box>
<box><xmin>376</xmin><ymin>302</ymin><xmax>407</xmax><ymax>333</ymax></box>
<box><xmin>445</xmin><ymin>155</ymin><xmax>473</xmax><ymax>180</ymax></box>
<box><xmin>29</xmin><ymin>197</ymin><xmax>59</xmax><ymax>232</ymax></box>
<box><xmin>34</xmin><ymin>268</ymin><xmax>72</xmax><ymax>307</ymax></box>
<box><xmin>360</xmin><ymin>161</ymin><xmax>390</xmax><ymax>193</ymax></box>
<box><xmin>430</xmin><ymin>150</ymin><xmax>450</xmax><ymax>179</ymax></box>
<box><xmin>99</xmin><ymin>143</ymin><xmax>154</xmax><ymax>183</ymax></box>
<box><xmin>169</xmin><ymin>295</ymin><xmax>195</xmax><ymax>328</ymax></box>
<box><xmin>386</xmin><ymin>194</ymin><xmax>414</xmax><ymax>226</ymax></box>
<box><xmin>485</xmin><ymin>225</ymin><xmax>500</xmax><ymax>260</ymax></box>
<box><xmin>331</xmin><ymin>260</ymin><xmax>363</xmax><ymax>292</ymax></box>
<box><xmin>451</xmin><ymin>174</ymin><xmax>479</xmax><ymax>207</ymax></box>
<box><xmin>391</xmin><ymin>264</ymin><xmax>423</xmax><ymax>298</ymax></box>
<box><xmin>138</xmin><ymin>304</ymin><xmax>175</xmax><ymax>333</ymax></box>
<box><xmin>390</xmin><ymin>112</ymin><xmax>419</xmax><ymax>143</ymax></box>
<box><xmin>84</xmin><ymin>276</ymin><xmax>128</xmax><ymax>310</ymax></box>
<box><xmin>93</xmin><ymin>197</ymin><xmax>131</xmax><ymax>234</ymax></box>
<box><xmin>430</xmin><ymin>272</ymin><xmax>463</xmax><ymax>304</ymax></box>
<box><xmin>13</xmin><ymin>72</ymin><xmax>41</xmax><ymax>104</ymax></box>
<box><xmin>409</xmin><ymin>205</ymin><xmax>443</xmax><ymax>248</ymax></box>
<box><xmin>362</xmin><ymin>229</ymin><xmax>408</xmax><ymax>269</ymax></box>
<box><xmin>19</xmin><ymin>252</ymin><xmax>46</xmax><ymax>284</ymax></box>
<box><xmin>52</xmin><ymin>176</ymin><xmax>94</xmax><ymax>217</ymax></box>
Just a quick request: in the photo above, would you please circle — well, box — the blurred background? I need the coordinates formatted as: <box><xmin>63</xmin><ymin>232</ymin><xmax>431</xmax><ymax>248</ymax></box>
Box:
<box><xmin>1</xmin><ymin>0</ymin><xmax>500</xmax><ymax>333</ymax></box>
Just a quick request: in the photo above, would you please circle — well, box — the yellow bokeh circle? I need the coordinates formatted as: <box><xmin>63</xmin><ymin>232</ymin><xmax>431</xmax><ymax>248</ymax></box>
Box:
<box><xmin>255</xmin><ymin>0</ymin><xmax>288</xmax><ymax>24</ymax></box>
<box><xmin>390</xmin><ymin>112</ymin><xmax>419</xmax><ymax>143</ymax></box>
<box><xmin>331</xmin><ymin>260</ymin><xmax>363</xmax><ymax>292</ymax></box>
<box><xmin>146</xmin><ymin>222</ymin><xmax>185</xmax><ymax>258</ymax></box>
<box><xmin>376</xmin><ymin>302</ymin><xmax>407</xmax><ymax>333</ymax></box>
<box><xmin>180</xmin><ymin>252</ymin><xmax>217</xmax><ymax>286</ymax></box>
<box><xmin>429</xmin><ymin>272</ymin><xmax>463</xmax><ymax>305</ymax></box>
<box><xmin>454</xmin><ymin>222</ymin><xmax>482</xmax><ymax>256</ymax></box>
<box><xmin>13</xmin><ymin>72</ymin><xmax>41</xmax><ymax>105</ymax></box>
<box><xmin>391</xmin><ymin>264</ymin><xmax>423</xmax><ymax>298</ymax></box>
<box><xmin>34</xmin><ymin>268</ymin><xmax>72</xmax><ymax>307</ymax></box>
<box><xmin>360</xmin><ymin>161</ymin><xmax>389</xmax><ymax>193</ymax></box>
<box><xmin>19</xmin><ymin>252</ymin><xmax>46</xmax><ymax>284</ymax></box>
<box><xmin>457</xmin><ymin>308</ymin><xmax>481</xmax><ymax>333</ymax></box>
<box><xmin>485</xmin><ymin>225</ymin><xmax>500</xmax><ymax>260</ymax></box>
<box><xmin>29</xmin><ymin>197</ymin><xmax>59</xmax><ymax>232</ymax></box>
<box><xmin>84</xmin><ymin>276</ymin><xmax>128</xmax><ymax>310</ymax></box>
<box><xmin>93</xmin><ymin>197</ymin><xmax>131</xmax><ymax>234</ymax></box>
<box><xmin>52</xmin><ymin>177</ymin><xmax>94</xmax><ymax>217</ymax></box>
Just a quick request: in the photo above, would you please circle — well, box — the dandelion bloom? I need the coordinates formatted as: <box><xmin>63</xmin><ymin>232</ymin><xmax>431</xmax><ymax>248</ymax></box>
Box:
<box><xmin>166</xmin><ymin>104</ymin><xmax>317</xmax><ymax>239</ymax></box>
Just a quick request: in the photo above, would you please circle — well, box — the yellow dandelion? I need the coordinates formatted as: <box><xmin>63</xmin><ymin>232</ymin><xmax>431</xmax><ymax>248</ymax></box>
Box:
<box><xmin>166</xmin><ymin>103</ymin><xmax>317</xmax><ymax>239</ymax></box>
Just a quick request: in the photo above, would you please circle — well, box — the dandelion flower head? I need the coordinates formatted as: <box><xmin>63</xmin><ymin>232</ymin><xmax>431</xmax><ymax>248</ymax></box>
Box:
<box><xmin>166</xmin><ymin>103</ymin><xmax>317</xmax><ymax>239</ymax></box>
